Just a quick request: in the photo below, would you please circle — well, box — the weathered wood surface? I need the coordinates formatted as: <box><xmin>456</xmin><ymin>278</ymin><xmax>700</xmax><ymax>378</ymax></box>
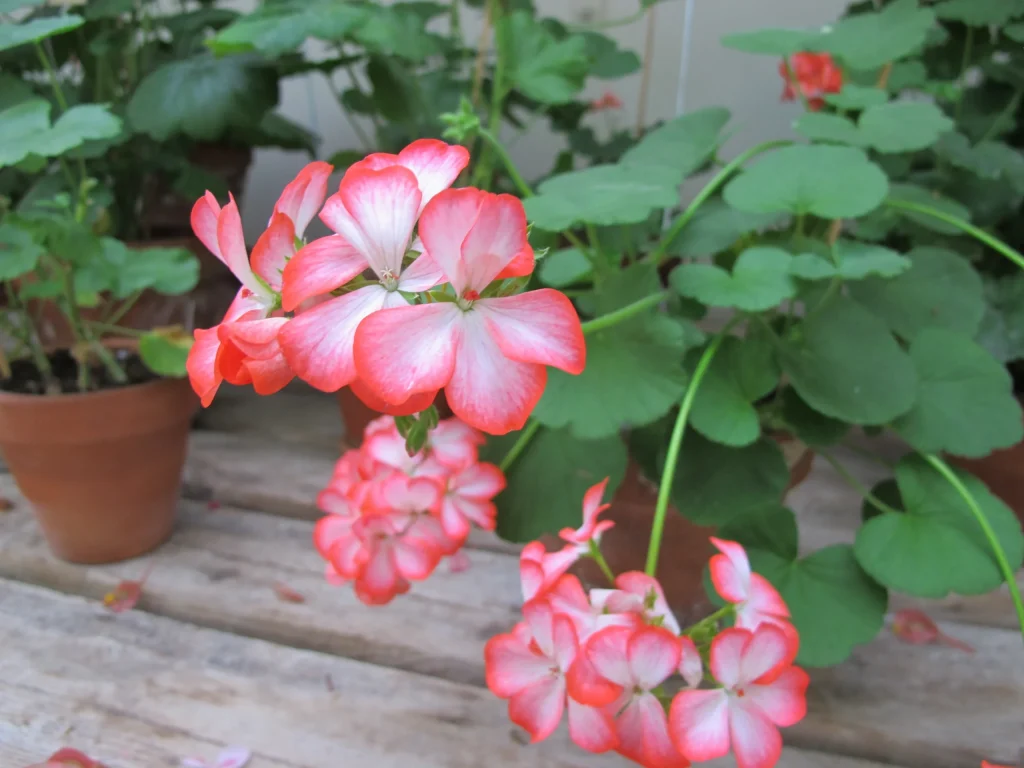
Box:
<box><xmin>1</xmin><ymin>579</ymin><xmax>910</xmax><ymax>768</ymax></box>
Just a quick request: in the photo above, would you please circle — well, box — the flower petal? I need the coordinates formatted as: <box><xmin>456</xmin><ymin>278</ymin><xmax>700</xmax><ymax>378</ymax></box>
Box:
<box><xmin>628</xmin><ymin>626</ymin><xmax>681</xmax><ymax>690</ymax></box>
<box><xmin>584</xmin><ymin>625</ymin><xmax>634</xmax><ymax>688</ymax></box>
<box><xmin>729</xmin><ymin>699</ymin><xmax>783</xmax><ymax>768</ymax></box>
<box><xmin>476</xmin><ymin>289</ymin><xmax>585</xmax><ymax>374</ymax></box>
<box><xmin>349</xmin><ymin>377</ymin><xmax>439</xmax><ymax>417</ymax></box>
<box><xmin>678</xmin><ymin>636</ymin><xmax>703</xmax><ymax>689</ymax></box>
<box><xmin>710</xmin><ymin>627</ymin><xmax>751</xmax><ymax>690</ymax></box>
<box><xmin>187</xmin><ymin>326</ymin><xmax>224</xmax><ymax>407</ymax></box>
<box><xmin>219</xmin><ymin>317</ymin><xmax>286</xmax><ymax>360</ymax></box>
<box><xmin>749</xmin><ymin>572</ymin><xmax>791</xmax><ymax>618</ymax></box>
<box><xmin>397</xmin><ymin>252</ymin><xmax>445</xmax><ymax>292</ymax></box>
<box><xmin>217</xmin><ymin>194</ymin><xmax>267</xmax><ymax>300</ymax></box>
<box><xmin>508</xmin><ymin>675</ymin><xmax>566</xmax><ymax>744</ymax></box>
<box><xmin>445</xmin><ymin>309</ymin><xmax>546</xmax><ymax>435</ymax></box>
<box><xmin>321</xmin><ymin>165</ymin><xmax>420</xmax><ymax>277</ymax></box>
<box><xmin>243</xmin><ymin>351</ymin><xmax>294</xmax><ymax>395</ymax></box>
<box><xmin>392</xmin><ymin>537</ymin><xmax>439</xmax><ymax>580</ymax></box>
<box><xmin>669</xmin><ymin>688</ymin><xmax>731</xmax><ymax>763</ymax></box>
<box><xmin>394</xmin><ymin>138</ymin><xmax>470</xmax><ymax>210</ymax></box>
<box><xmin>273</xmin><ymin>160</ymin><xmax>332</xmax><ymax>238</ymax></box>
<box><xmin>523</xmin><ymin>599</ymin><xmax>556</xmax><ymax>658</ymax></box>
<box><xmin>566</xmin><ymin>649</ymin><xmax>622</xmax><ymax>707</ymax></box>
<box><xmin>560</xmin><ymin>477</ymin><xmax>610</xmax><ymax>544</ymax></box>
<box><xmin>552</xmin><ymin>613</ymin><xmax>579</xmax><ymax>673</ymax></box>
<box><xmin>191</xmin><ymin>191</ymin><xmax>222</xmax><ymax>260</ymax></box>
<box><xmin>459</xmin><ymin>192</ymin><xmax>529</xmax><ymax>294</ymax></box>
<box><xmin>428</xmin><ymin>419</ymin><xmax>484</xmax><ymax>470</ymax></box>
<box><xmin>281</xmin><ymin>235</ymin><xmax>369</xmax><ymax>311</ymax></box>
<box><xmin>709</xmin><ymin>536</ymin><xmax>752</xmax><ymax>604</ymax></box>
<box><xmin>744</xmin><ymin>666</ymin><xmax>810</xmax><ymax>728</ymax></box>
<box><xmin>353</xmin><ymin>301</ymin><xmax>461</xmax><ymax>405</ymax></box>
<box><xmin>636</xmin><ymin>692</ymin><xmax>688</xmax><ymax>768</ymax></box>
<box><xmin>567</xmin><ymin>698</ymin><xmax>618</xmax><ymax>753</ymax></box>
<box><xmin>451</xmin><ymin>462</ymin><xmax>505</xmax><ymax>499</ymax></box>
<box><xmin>417</xmin><ymin>187</ymin><xmax>483</xmax><ymax>294</ymax></box>
<box><xmin>250</xmin><ymin>212</ymin><xmax>296</xmax><ymax>291</ymax></box>
<box><xmin>485</xmin><ymin>632</ymin><xmax>554</xmax><ymax>698</ymax></box>
<box><xmin>739</xmin><ymin>624</ymin><xmax>795</xmax><ymax>686</ymax></box>
<box><xmin>495</xmin><ymin>243</ymin><xmax>535</xmax><ymax>280</ymax></box>
<box><xmin>279</xmin><ymin>286</ymin><xmax>392</xmax><ymax>392</ymax></box>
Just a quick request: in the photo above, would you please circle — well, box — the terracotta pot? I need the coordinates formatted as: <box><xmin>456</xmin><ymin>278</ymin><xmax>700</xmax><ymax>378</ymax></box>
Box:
<box><xmin>949</xmin><ymin>403</ymin><xmax>1024</xmax><ymax>526</ymax></box>
<box><xmin>0</xmin><ymin>376</ymin><xmax>199</xmax><ymax>563</ymax></box>
<box><xmin>337</xmin><ymin>387</ymin><xmax>453</xmax><ymax>445</ymax></box>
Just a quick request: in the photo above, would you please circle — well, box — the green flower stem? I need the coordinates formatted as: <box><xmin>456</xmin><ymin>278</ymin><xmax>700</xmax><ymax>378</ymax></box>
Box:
<box><xmin>102</xmin><ymin>290</ymin><xmax>143</xmax><ymax>326</ymax></box>
<box><xmin>980</xmin><ymin>87</ymin><xmax>1022</xmax><ymax>143</ymax></box>
<box><xmin>954</xmin><ymin>27</ymin><xmax>974</xmax><ymax>123</ymax></box>
<box><xmin>88</xmin><ymin>321</ymin><xmax>144</xmax><ymax>338</ymax></box>
<box><xmin>588</xmin><ymin>539</ymin><xmax>617</xmax><ymax>585</ymax></box>
<box><xmin>682</xmin><ymin>603</ymin><xmax>735</xmax><ymax>637</ymax></box>
<box><xmin>499</xmin><ymin>419</ymin><xmax>541</xmax><ymax>473</ymax></box>
<box><xmin>580</xmin><ymin>291</ymin><xmax>668</xmax><ymax>335</ymax></box>
<box><xmin>3</xmin><ymin>282</ymin><xmax>56</xmax><ymax>392</ymax></box>
<box><xmin>884</xmin><ymin>199</ymin><xmax>1024</xmax><ymax>271</ymax></box>
<box><xmin>923</xmin><ymin>454</ymin><xmax>1024</xmax><ymax>644</ymax></box>
<box><xmin>645</xmin><ymin>317</ymin><xmax>742</xmax><ymax>576</ymax></box>
<box><xmin>647</xmin><ymin>139</ymin><xmax>793</xmax><ymax>267</ymax></box>
<box><xmin>471</xmin><ymin>0</ymin><xmax>508</xmax><ymax>190</ymax></box>
<box><xmin>818</xmin><ymin>449</ymin><xmax>903</xmax><ymax>517</ymax></box>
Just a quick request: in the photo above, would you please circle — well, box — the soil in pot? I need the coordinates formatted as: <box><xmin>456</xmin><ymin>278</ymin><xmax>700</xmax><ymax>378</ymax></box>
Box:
<box><xmin>0</xmin><ymin>348</ymin><xmax>199</xmax><ymax>564</ymax></box>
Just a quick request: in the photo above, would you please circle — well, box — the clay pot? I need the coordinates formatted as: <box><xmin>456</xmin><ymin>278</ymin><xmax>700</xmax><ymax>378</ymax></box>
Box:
<box><xmin>337</xmin><ymin>387</ymin><xmax>453</xmax><ymax>445</ymax></box>
<box><xmin>949</xmin><ymin>403</ymin><xmax>1024</xmax><ymax>526</ymax></box>
<box><xmin>0</xmin><ymin>376</ymin><xmax>199</xmax><ymax>563</ymax></box>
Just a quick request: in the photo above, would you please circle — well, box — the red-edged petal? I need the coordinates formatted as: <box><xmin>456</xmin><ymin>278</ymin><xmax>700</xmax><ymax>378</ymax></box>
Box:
<box><xmin>392</xmin><ymin>537</ymin><xmax>439</xmax><ymax>580</ymax></box>
<box><xmin>523</xmin><ymin>598</ymin><xmax>556</xmax><ymax>657</ymax></box>
<box><xmin>628</xmin><ymin>626</ymin><xmax>681</xmax><ymax>690</ymax></box>
<box><xmin>273</xmin><ymin>160</ymin><xmax>332</xmax><ymax>238</ymax></box>
<box><xmin>679</xmin><ymin>636</ymin><xmax>703</xmax><ymax>689</ymax></box>
<box><xmin>428</xmin><ymin>419</ymin><xmax>485</xmax><ymax>470</ymax></box>
<box><xmin>748</xmin><ymin>572</ymin><xmax>791</xmax><ymax>618</ymax></box>
<box><xmin>417</xmin><ymin>187</ymin><xmax>484</xmax><ymax>294</ymax></box>
<box><xmin>614</xmin><ymin>572</ymin><xmax>681</xmax><ymax>635</ymax></box>
<box><xmin>278</xmin><ymin>286</ymin><xmax>392</xmax><ymax>392</ymax></box>
<box><xmin>709</xmin><ymin>627</ymin><xmax>751</xmax><ymax>690</ymax></box>
<box><xmin>313</xmin><ymin>514</ymin><xmax>355</xmax><ymax>560</ymax></box>
<box><xmin>451</xmin><ymin>461</ymin><xmax>505</xmax><ymax>500</ymax></box>
<box><xmin>584</xmin><ymin>625</ymin><xmax>633</xmax><ymax>688</ymax></box>
<box><xmin>187</xmin><ymin>326</ymin><xmax>223</xmax><ymax>407</ymax></box>
<box><xmin>567</xmin><ymin>698</ymin><xmax>618</xmax><ymax>753</ymax></box>
<box><xmin>560</xmin><ymin>477</ymin><xmax>611</xmax><ymax>544</ymax></box>
<box><xmin>738</xmin><ymin>624</ymin><xmax>794</xmax><ymax>686</ymax></box>
<box><xmin>508</xmin><ymin>676</ymin><xmax>566</xmax><ymax>744</ymax></box>
<box><xmin>395</xmin><ymin>138</ymin><xmax>470</xmax><ymax>210</ymax></box>
<box><xmin>444</xmin><ymin>309</ymin><xmax>546</xmax><ymax>435</ymax></box>
<box><xmin>520</xmin><ymin>558</ymin><xmax>546</xmax><ymax>602</ymax></box>
<box><xmin>745</xmin><ymin>666</ymin><xmax>809</xmax><ymax>728</ymax></box>
<box><xmin>216</xmin><ymin>194</ymin><xmax>266</xmax><ymax>299</ymax></box>
<box><xmin>459</xmin><ymin>192</ymin><xmax>529</xmax><ymax>294</ymax></box>
<box><xmin>250</xmin><ymin>212</ymin><xmax>296</xmax><ymax>292</ymax></box>
<box><xmin>709</xmin><ymin>536</ymin><xmax>752</xmax><ymax>604</ymax></box>
<box><xmin>380</xmin><ymin>473</ymin><xmax>442</xmax><ymax>513</ymax></box>
<box><xmin>495</xmin><ymin>243</ymin><xmax>535</xmax><ymax>280</ymax></box>
<box><xmin>281</xmin><ymin>235</ymin><xmax>368</xmax><ymax>311</ymax></box>
<box><xmin>669</xmin><ymin>688</ymin><xmax>731</xmax><ymax>763</ymax></box>
<box><xmin>191</xmin><ymin>191</ymin><xmax>222</xmax><ymax>260</ymax></box>
<box><xmin>397</xmin><ymin>252</ymin><xmax>445</xmax><ymax>292</ymax></box>
<box><xmin>552</xmin><ymin>613</ymin><xmax>580</xmax><ymax>673</ymax></box>
<box><xmin>349</xmin><ymin>377</ymin><xmax>439</xmax><ymax>417</ymax></box>
<box><xmin>476</xmin><ymin>289</ymin><xmax>586</xmax><ymax>375</ymax></box>
<box><xmin>353</xmin><ymin>301</ymin><xmax>461</xmax><ymax>405</ymax></box>
<box><xmin>485</xmin><ymin>632</ymin><xmax>553</xmax><ymax>698</ymax></box>
<box><xmin>219</xmin><ymin>317</ymin><xmax>286</xmax><ymax>360</ymax></box>
<box><xmin>354</xmin><ymin>540</ymin><xmax>404</xmax><ymax>606</ymax></box>
<box><xmin>618</xmin><ymin>693</ymin><xmax>688</xmax><ymax>768</ymax></box>
<box><xmin>321</xmin><ymin>165</ymin><xmax>420</xmax><ymax>277</ymax></box>
<box><xmin>216</xmin><ymin>337</ymin><xmax>251</xmax><ymax>386</ymax></box>
<box><xmin>243</xmin><ymin>351</ymin><xmax>294</xmax><ymax>395</ymax></box>
<box><xmin>566</xmin><ymin>650</ymin><xmax>622</xmax><ymax>707</ymax></box>
<box><xmin>729</xmin><ymin>699</ymin><xmax>783</xmax><ymax>768</ymax></box>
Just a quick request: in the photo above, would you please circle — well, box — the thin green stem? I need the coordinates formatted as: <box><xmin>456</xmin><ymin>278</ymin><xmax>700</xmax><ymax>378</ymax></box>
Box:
<box><xmin>580</xmin><ymin>291</ymin><xmax>668</xmax><ymax>335</ymax></box>
<box><xmin>923</xmin><ymin>454</ymin><xmax>1024</xmax><ymax>644</ymax></box>
<box><xmin>471</xmin><ymin>0</ymin><xmax>507</xmax><ymax>190</ymax></box>
<box><xmin>884</xmin><ymin>199</ymin><xmax>1024</xmax><ymax>271</ymax></box>
<box><xmin>647</xmin><ymin>139</ymin><xmax>793</xmax><ymax>266</ymax></box>
<box><xmin>682</xmin><ymin>603</ymin><xmax>735</xmax><ymax>636</ymax></box>
<box><xmin>645</xmin><ymin>317</ymin><xmax>741</xmax><ymax>576</ymax></box>
<box><xmin>88</xmin><ymin>321</ymin><xmax>144</xmax><ymax>338</ymax></box>
<box><xmin>818</xmin><ymin>450</ymin><xmax>902</xmax><ymax>516</ymax></box>
<box><xmin>569</xmin><ymin>7</ymin><xmax>646</xmax><ymax>31</ymax></box>
<box><xmin>585</xmin><ymin>224</ymin><xmax>606</xmax><ymax>272</ymax></box>
<box><xmin>499</xmin><ymin>419</ymin><xmax>541</xmax><ymax>473</ymax></box>
<box><xmin>588</xmin><ymin>539</ymin><xmax>616</xmax><ymax>585</ymax></box>
<box><xmin>102</xmin><ymin>290</ymin><xmax>143</xmax><ymax>326</ymax></box>
<box><xmin>4</xmin><ymin>283</ymin><xmax>56</xmax><ymax>392</ymax></box>
<box><xmin>954</xmin><ymin>27</ymin><xmax>974</xmax><ymax>123</ymax></box>
<box><xmin>979</xmin><ymin>87</ymin><xmax>1022</xmax><ymax>143</ymax></box>
<box><xmin>35</xmin><ymin>41</ymin><xmax>69</xmax><ymax>111</ymax></box>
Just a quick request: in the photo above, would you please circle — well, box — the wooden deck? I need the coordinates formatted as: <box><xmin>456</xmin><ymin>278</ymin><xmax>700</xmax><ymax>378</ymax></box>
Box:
<box><xmin>0</xmin><ymin>384</ymin><xmax>1021</xmax><ymax>768</ymax></box>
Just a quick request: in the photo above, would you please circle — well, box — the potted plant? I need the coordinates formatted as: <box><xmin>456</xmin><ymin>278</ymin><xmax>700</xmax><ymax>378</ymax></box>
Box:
<box><xmin>0</xmin><ymin>0</ymin><xmax>316</xmax><ymax>336</ymax></box>
<box><xmin>0</xmin><ymin>21</ymin><xmax>202</xmax><ymax>563</ymax></box>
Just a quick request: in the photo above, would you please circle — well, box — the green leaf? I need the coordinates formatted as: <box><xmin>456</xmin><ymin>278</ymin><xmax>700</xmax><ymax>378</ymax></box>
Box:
<box><xmin>788</xmin><ymin>241</ymin><xmax>910</xmax><ymax>281</ymax></box>
<box><xmin>976</xmin><ymin>273</ymin><xmax>1024</xmax><ymax>363</ymax></box>
<box><xmin>0</xmin><ymin>223</ymin><xmax>44</xmax><ymax>279</ymax></box>
<box><xmin>326</xmin><ymin>149</ymin><xmax>366</xmax><ymax>174</ymax></box>
<box><xmin>892</xmin><ymin>329</ymin><xmax>1023</xmax><ymax>458</ymax></box>
<box><xmin>689</xmin><ymin>335</ymin><xmax>779</xmax><ymax>447</ymax></box>
<box><xmin>854</xmin><ymin>455</ymin><xmax>1024</xmax><ymax>598</ymax></box>
<box><xmin>239</xmin><ymin>111</ymin><xmax>319</xmax><ymax>154</ymax></box>
<box><xmin>671</xmin><ymin>246</ymin><xmax>795</xmax><ymax>312</ymax></box>
<box><xmin>127</xmin><ymin>55</ymin><xmax>277</xmax><ymax>142</ymax></box>
<box><xmin>886</xmin><ymin>60</ymin><xmax>929</xmax><ymax>91</ymax></box>
<box><xmin>0</xmin><ymin>0</ymin><xmax>45</xmax><ymax>12</ymax></box>
<box><xmin>95</xmin><ymin>239</ymin><xmax>200</xmax><ymax>298</ymax></box>
<box><xmin>208</xmin><ymin>0</ymin><xmax>367</xmax><ymax>55</ymax></box>
<box><xmin>858</xmin><ymin>101</ymin><xmax>953</xmax><ymax>153</ymax></box>
<box><xmin>793</xmin><ymin>113</ymin><xmax>862</xmax><ymax>145</ymax></box>
<box><xmin>581</xmin><ymin>31</ymin><xmax>641</xmax><ymax>79</ymax></box>
<box><xmin>810</xmin><ymin>0</ymin><xmax>935</xmax><ymax>71</ymax></box>
<box><xmin>723</xmin><ymin>145</ymin><xmax>888</xmax><ymax>219</ymax></box>
<box><xmin>524</xmin><ymin>163</ymin><xmax>680</xmax><ymax>231</ymax></box>
<box><xmin>824</xmin><ymin>85</ymin><xmax>888</xmax><ymax>110</ymax></box>
<box><xmin>885</xmin><ymin>183</ymin><xmax>972</xmax><ymax>235</ymax></box>
<box><xmin>501</xmin><ymin>12</ymin><xmax>589</xmax><ymax>104</ymax></box>
<box><xmin>665</xmin><ymin>199</ymin><xmax>786</xmax><ymax>258</ymax></box>
<box><xmin>934</xmin><ymin>134</ymin><xmax>1024</xmax><ymax>192</ymax></box>
<box><xmin>353</xmin><ymin>6</ymin><xmax>444</xmax><ymax>63</ymax></box>
<box><xmin>366</xmin><ymin>57</ymin><xmax>416</xmax><ymax>123</ymax></box>
<box><xmin>533</xmin><ymin>314</ymin><xmax>689</xmax><ymax>439</ymax></box>
<box><xmin>777</xmin><ymin>387</ymin><xmax>849</xmax><ymax>447</ymax></box>
<box><xmin>848</xmin><ymin>247</ymin><xmax>985</xmax><ymax>341</ymax></box>
<box><xmin>1006</xmin><ymin>23</ymin><xmax>1024</xmax><ymax>43</ymax></box>
<box><xmin>0</xmin><ymin>98</ymin><xmax>51</xmax><ymax>168</ymax></box>
<box><xmin>538</xmin><ymin>248</ymin><xmax>591</xmax><ymax>288</ymax></box>
<box><xmin>934</xmin><ymin>0</ymin><xmax>1024</xmax><ymax>26</ymax></box>
<box><xmin>139</xmin><ymin>329</ymin><xmax>192</xmax><ymax>378</ymax></box>
<box><xmin>621</xmin><ymin>108</ymin><xmax>731</xmax><ymax>178</ymax></box>
<box><xmin>0</xmin><ymin>73</ymin><xmax>33</xmax><ymax>111</ymax></box>
<box><xmin>36</xmin><ymin>104</ymin><xmax>123</xmax><ymax>157</ymax></box>
<box><xmin>752</xmin><ymin>545</ymin><xmax>887</xmax><ymax>667</ymax></box>
<box><xmin>717</xmin><ymin>505</ymin><xmax>799</xmax><ymax>561</ymax></box>
<box><xmin>778</xmin><ymin>296</ymin><xmax>917</xmax><ymax>425</ymax></box>
<box><xmin>487</xmin><ymin>427</ymin><xmax>628</xmax><ymax>542</ymax></box>
<box><xmin>0</xmin><ymin>15</ymin><xmax>84</xmax><ymax>53</ymax></box>
<box><xmin>671</xmin><ymin>433</ymin><xmax>790</xmax><ymax>526</ymax></box>
<box><xmin>719</xmin><ymin>28</ymin><xmax>816</xmax><ymax>56</ymax></box>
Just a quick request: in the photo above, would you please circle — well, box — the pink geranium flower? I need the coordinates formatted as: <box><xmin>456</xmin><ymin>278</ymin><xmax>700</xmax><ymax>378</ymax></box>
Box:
<box><xmin>559</xmin><ymin>476</ymin><xmax>614</xmax><ymax>552</ymax></box>
<box><xmin>590</xmin><ymin>571</ymin><xmax>681</xmax><ymax>635</ymax></box>
<box><xmin>438</xmin><ymin>461</ymin><xmax>505</xmax><ymax>541</ymax></box>
<box><xmin>778</xmin><ymin>52</ymin><xmax>843</xmax><ymax>111</ymax></box>
<box><xmin>669</xmin><ymin>626</ymin><xmax>809</xmax><ymax>768</ymax></box>
<box><xmin>708</xmin><ymin>537</ymin><xmax>796</xmax><ymax>643</ymax></box>
<box><xmin>352</xmin><ymin>187</ymin><xmax>586</xmax><ymax>434</ymax></box>
<box><xmin>278</xmin><ymin>140</ymin><xmax>469</xmax><ymax>393</ymax></box>
<box><xmin>186</xmin><ymin>161</ymin><xmax>332</xmax><ymax>405</ymax></box>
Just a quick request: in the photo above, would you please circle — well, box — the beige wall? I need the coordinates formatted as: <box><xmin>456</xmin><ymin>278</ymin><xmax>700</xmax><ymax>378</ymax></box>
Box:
<box><xmin>240</xmin><ymin>0</ymin><xmax>851</xmax><ymax>239</ymax></box>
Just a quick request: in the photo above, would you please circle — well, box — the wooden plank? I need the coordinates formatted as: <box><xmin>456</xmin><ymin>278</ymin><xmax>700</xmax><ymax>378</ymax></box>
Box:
<box><xmin>0</xmin><ymin>580</ymin><xmax>912</xmax><ymax>768</ymax></box>
<box><xmin>0</xmin><ymin>477</ymin><xmax>520</xmax><ymax>687</ymax></box>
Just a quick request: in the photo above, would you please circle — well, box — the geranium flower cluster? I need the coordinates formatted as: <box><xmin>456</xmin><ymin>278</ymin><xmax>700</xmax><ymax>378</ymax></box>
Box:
<box><xmin>778</xmin><ymin>52</ymin><xmax>843</xmax><ymax>111</ymax></box>
<box><xmin>485</xmin><ymin>480</ymin><xmax>809</xmax><ymax>768</ymax></box>
<box><xmin>312</xmin><ymin>414</ymin><xmax>504</xmax><ymax>605</ymax></box>
<box><xmin>186</xmin><ymin>139</ymin><xmax>586</xmax><ymax>435</ymax></box>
